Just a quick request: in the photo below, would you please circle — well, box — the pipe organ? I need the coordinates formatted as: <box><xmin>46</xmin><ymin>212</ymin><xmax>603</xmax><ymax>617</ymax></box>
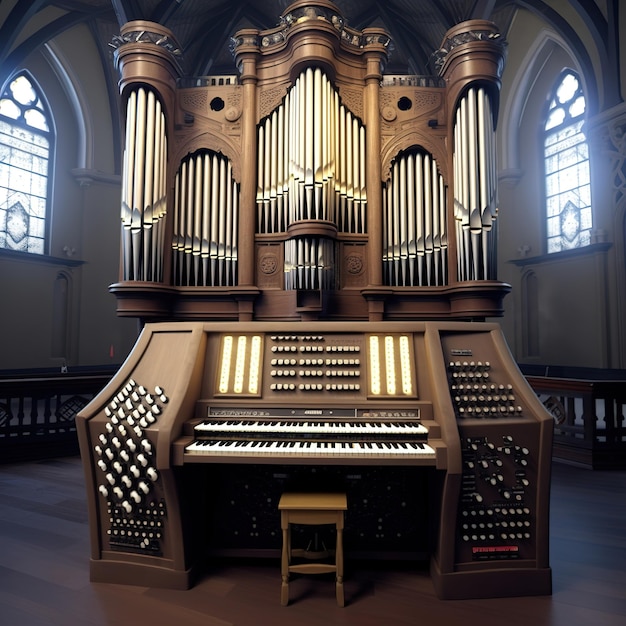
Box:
<box><xmin>78</xmin><ymin>1</ymin><xmax>552</xmax><ymax>602</ymax></box>
<box><xmin>108</xmin><ymin>0</ymin><xmax>511</xmax><ymax>320</ymax></box>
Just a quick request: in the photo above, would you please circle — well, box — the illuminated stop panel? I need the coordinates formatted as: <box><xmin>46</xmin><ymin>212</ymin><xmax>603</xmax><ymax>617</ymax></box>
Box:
<box><xmin>212</xmin><ymin>331</ymin><xmax>418</xmax><ymax>400</ymax></box>
<box><xmin>367</xmin><ymin>333</ymin><xmax>416</xmax><ymax>398</ymax></box>
<box><xmin>216</xmin><ymin>334</ymin><xmax>264</xmax><ymax>397</ymax></box>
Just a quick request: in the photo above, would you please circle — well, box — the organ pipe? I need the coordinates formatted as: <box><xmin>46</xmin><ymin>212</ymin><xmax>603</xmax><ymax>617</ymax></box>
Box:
<box><xmin>453</xmin><ymin>86</ymin><xmax>498</xmax><ymax>281</ymax></box>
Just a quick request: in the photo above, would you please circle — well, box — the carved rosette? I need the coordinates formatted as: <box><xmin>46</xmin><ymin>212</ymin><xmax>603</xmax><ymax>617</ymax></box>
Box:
<box><xmin>341</xmin><ymin>245</ymin><xmax>367</xmax><ymax>287</ymax></box>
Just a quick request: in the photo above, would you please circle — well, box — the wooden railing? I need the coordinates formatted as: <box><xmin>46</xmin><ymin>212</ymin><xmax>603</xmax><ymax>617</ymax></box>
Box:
<box><xmin>0</xmin><ymin>372</ymin><xmax>112</xmax><ymax>463</ymax></box>
<box><xmin>527</xmin><ymin>376</ymin><xmax>626</xmax><ymax>469</ymax></box>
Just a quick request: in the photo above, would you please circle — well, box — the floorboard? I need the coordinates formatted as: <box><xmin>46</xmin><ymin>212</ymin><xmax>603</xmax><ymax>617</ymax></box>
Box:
<box><xmin>1</xmin><ymin>457</ymin><xmax>625</xmax><ymax>626</ymax></box>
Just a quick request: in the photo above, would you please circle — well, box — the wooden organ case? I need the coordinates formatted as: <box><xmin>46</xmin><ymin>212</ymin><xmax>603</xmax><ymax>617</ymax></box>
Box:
<box><xmin>77</xmin><ymin>1</ymin><xmax>553</xmax><ymax>600</ymax></box>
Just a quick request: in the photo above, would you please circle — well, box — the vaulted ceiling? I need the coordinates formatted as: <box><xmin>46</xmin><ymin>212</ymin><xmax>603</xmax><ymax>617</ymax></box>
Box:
<box><xmin>0</xmin><ymin>0</ymin><xmax>620</xmax><ymax>128</ymax></box>
<box><xmin>94</xmin><ymin>0</ymin><xmax>521</xmax><ymax>76</ymax></box>
<box><xmin>1</xmin><ymin>1</ymin><xmax>611</xmax><ymax>85</ymax></box>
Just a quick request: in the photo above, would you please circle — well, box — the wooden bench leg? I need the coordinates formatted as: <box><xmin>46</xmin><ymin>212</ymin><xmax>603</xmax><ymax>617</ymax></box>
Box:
<box><xmin>281</xmin><ymin>576</ymin><xmax>290</xmax><ymax>607</ymax></box>
<box><xmin>336</xmin><ymin>526</ymin><xmax>344</xmax><ymax>607</ymax></box>
<box><xmin>281</xmin><ymin>524</ymin><xmax>290</xmax><ymax>606</ymax></box>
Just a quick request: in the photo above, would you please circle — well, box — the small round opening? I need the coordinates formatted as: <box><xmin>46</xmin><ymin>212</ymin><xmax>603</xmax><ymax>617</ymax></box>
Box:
<box><xmin>397</xmin><ymin>96</ymin><xmax>412</xmax><ymax>111</ymax></box>
<box><xmin>210</xmin><ymin>97</ymin><xmax>225</xmax><ymax>111</ymax></box>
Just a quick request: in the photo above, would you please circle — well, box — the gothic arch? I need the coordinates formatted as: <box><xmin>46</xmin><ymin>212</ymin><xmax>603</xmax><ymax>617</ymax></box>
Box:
<box><xmin>499</xmin><ymin>28</ymin><xmax>582</xmax><ymax>178</ymax></box>
<box><xmin>42</xmin><ymin>40</ymin><xmax>94</xmax><ymax>171</ymax></box>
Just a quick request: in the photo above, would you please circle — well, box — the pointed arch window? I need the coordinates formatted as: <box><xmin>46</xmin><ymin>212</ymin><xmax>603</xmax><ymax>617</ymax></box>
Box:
<box><xmin>0</xmin><ymin>72</ymin><xmax>53</xmax><ymax>254</ymax></box>
<box><xmin>544</xmin><ymin>70</ymin><xmax>591</xmax><ymax>253</ymax></box>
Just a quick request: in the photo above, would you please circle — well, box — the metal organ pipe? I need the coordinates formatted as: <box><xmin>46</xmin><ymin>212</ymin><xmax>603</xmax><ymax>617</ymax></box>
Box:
<box><xmin>210</xmin><ymin>154</ymin><xmax>220</xmax><ymax>284</ymax></box>
<box><xmin>191</xmin><ymin>155</ymin><xmax>201</xmax><ymax>285</ymax></box>
<box><xmin>398</xmin><ymin>158</ymin><xmax>407</xmax><ymax>285</ymax></box>
<box><xmin>185</xmin><ymin>155</ymin><xmax>195</xmax><ymax>285</ymax></box>
<box><xmin>415</xmin><ymin>153</ymin><xmax>424</xmax><ymax>284</ymax></box>
<box><xmin>359</xmin><ymin>125</ymin><xmax>366</xmax><ymax>234</ymax></box>
<box><xmin>173</xmin><ymin>151</ymin><xmax>239</xmax><ymax>286</ymax></box>
<box><xmin>453</xmin><ymin>86</ymin><xmax>498</xmax><ymax>281</ymax></box>
<box><xmin>477</xmin><ymin>89</ymin><xmax>489</xmax><ymax>276</ymax></box>
<box><xmin>256</xmin><ymin>123</ymin><xmax>265</xmax><ymax>233</ymax></box>
<box><xmin>132</xmin><ymin>87</ymin><xmax>146</xmax><ymax>281</ymax></box>
<box><xmin>383</xmin><ymin>150</ymin><xmax>447</xmax><ymax>287</ymax></box>
<box><xmin>218</xmin><ymin>158</ymin><xmax>228</xmax><ymax>281</ymax></box>
<box><xmin>154</xmin><ymin>98</ymin><xmax>166</xmax><ymax>282</ymax></box>
<box><xmin>201</xmin><ymin>156</ymin><xmax>211</xmax><ymax>283</ymax></box>
<box><xmin>142</xmin><ymin>90</ymin><xmax>155</xmax><ymax>281</ymax></box>
<box><xmin>276</xmin><ymin>106</ymin><xmax>284</xmax><ymax>229</ymax></box>
<box><xmin>456</xmin><ymin>101</ymin><xmax>465</xmax><ymax>280</ymax></box>
<box><xmin>406</xmin><ymin>154</ymin><xmax>415</xmax><ymax>285</ymax></box>
<box><xmin>338</xmin><ymin>99</ymin><xmax>346</xmax><ymax>229</ymax></box>
<box><xmin>298</xmin><ymin>73</ymin><xmax>306</xmax><ymax>218</ymax></box>
<box><xmin>121</xmin><ymin>90</ymin><xmax>136</xmax><ymax>281</ymax></box>
<box><xmin>421</xmin><ymin>153</ymin><xmax>433</xmax><ymax>285</ymax></box>
<box><xmin>120</xmin><ymin>87</ymin><xmax>168</xmax><ymax>282</ymax></box>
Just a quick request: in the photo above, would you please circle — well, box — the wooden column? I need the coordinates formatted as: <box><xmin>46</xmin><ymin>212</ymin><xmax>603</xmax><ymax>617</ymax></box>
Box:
<box><xmin>363</xmin><ymin>30</ymin><xmax>390</xmax><ymax>319</ymax></box>
<box><xmin>235</xmin><ymin>31</ymin><xmax>260</xmax><ymax>289</ymax></box>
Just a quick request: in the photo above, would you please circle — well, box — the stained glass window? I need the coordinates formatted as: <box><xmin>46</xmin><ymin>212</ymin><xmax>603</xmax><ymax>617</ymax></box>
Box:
<box><xmin>0</xmin><ymin>72</ymin><xmax>52</xmax><ymax>254</ymax></box>
<box><xmin>544</xmin><ymin>70</ymin><xmax>591</xmax><ymax>253</ymax></box>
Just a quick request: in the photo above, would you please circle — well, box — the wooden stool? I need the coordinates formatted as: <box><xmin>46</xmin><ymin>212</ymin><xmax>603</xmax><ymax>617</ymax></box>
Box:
<box><xmin>279</xmin><ymin>492</ymin><xmax>347</xmax><ymax>607</ymax></box>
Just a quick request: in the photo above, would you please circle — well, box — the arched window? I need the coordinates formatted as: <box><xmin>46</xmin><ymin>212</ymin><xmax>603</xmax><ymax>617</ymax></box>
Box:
<box><xmin>0</xmin><ymin>72</ymin><xmax>53</xmax><ymax>254</ymax></box>
<box><xmin>544</xmin><ymin>70</ymin><xmax>591</xmax><ymax>253</ymax></box>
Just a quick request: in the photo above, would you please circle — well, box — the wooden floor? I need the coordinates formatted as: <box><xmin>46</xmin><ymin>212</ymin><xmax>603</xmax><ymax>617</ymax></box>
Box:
<box><xmin>1</xmin><ymin>457</ymin><xmax>625</xmax><ymax>626</ymax></box>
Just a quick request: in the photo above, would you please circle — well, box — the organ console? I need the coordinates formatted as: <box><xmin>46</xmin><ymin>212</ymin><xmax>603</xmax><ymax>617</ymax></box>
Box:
<box><xmin>77</xmin><ymin>320</ymin><xmax>552</xmax><ymax>599</ymax></box>
<box><xmin>77</xmin><ymin>0</ymin><xmax>553</xmax><ymax>601</ymax></box>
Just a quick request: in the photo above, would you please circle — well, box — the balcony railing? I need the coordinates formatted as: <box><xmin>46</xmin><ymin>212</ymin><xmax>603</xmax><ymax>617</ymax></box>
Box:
<box><xmin>0</xmin><ymin>372</ymin><xmax>113</xmax><ymax>463</ymax></box>
<box><xmin>527</xmin><ymin>376</ymin><xmax>626</xmax><ymax>469</ymax></box>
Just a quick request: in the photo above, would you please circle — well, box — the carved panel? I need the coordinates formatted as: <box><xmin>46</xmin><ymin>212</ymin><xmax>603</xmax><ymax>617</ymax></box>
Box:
<box><xmin>179</xmin><ymin>90</ymin><xmax>208</xmax><ymax>114</ymax></box>
<box><xmin>379</xmin><ymin>88</ymin><xmax>442</xmax><ymax>123</ymax></box>
<box><xmin>340</xmin><ymin>242</ymin><xmax>368</xmax><ymax>288</ymax></box>
<box><xmin>338</xmin><ymin>86</ymin><xmax>364</xmax><ymax>119</ymax></box>
<box><xmin>256</xmin><ymin>243</ymin><xmax>283</xmax><ymax>289</ymax></box>
<box><xmin>258</xmin><ymin>84</ymin><xmax>289</xmax><ymax>120</ymax></box>
<box><xmin>414</xmin><ymin>90</ymin><xmax>442</xmax><ymax>111</ymax></box>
